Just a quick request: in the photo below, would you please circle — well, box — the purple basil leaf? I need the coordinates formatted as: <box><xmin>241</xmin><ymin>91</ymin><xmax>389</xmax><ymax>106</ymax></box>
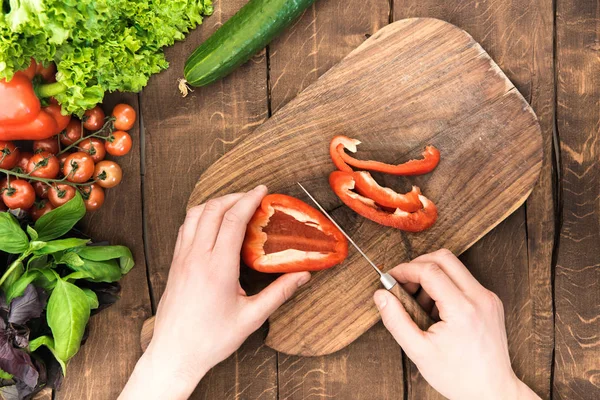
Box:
<box><xmin>0</xmin><ymin>333</ymin><xmax>38</xmax><ymax>389</ymax></box>
<box><xmin>8</xmin><ymin>286</ymin><xmax>45</xmax><ymax>326</ymax></box>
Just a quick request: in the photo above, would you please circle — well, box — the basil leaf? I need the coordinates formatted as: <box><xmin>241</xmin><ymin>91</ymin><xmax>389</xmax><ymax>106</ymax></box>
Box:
<box><xmin>34</xmin><ymin>269</ymin><xmax>57</xmax><ymax>293</ymax></box>
<box><xmin>34</xmin><ymin>193</ymin><xmax>85</xmax><ymax>241</ymax></box>
<box><xmin>5</xmin><ymin>269</ymin><xmax>39</xmax><ymax>304</ymax></box>
<box><xmin>34</xmin><ymin>238</ymin><xmax>90</xmax><ymax>255</ymax></box>
<box><xmin>81</xmin><ymin>289</ymin><xmax>99</xmax><ymax>310</ymax></box>
<box><xmin>75</xmin><ymin>245</ymin><xmax>135</xmax><ymax>274</ymax></box>
<box><xmin>0</xmin><ymin>213</ymin><xmax>29</xmax><ymax>254</ymax></box>
<box><xmin>27</xmin><ymin>254</ymin><xmax>49</xmax><ymax>270</ymax></box>
<box><xmin>63</xmin><ymin>272</ymin><xmax>90</xmax><ymax>282</ymax></box>
<box><xmin>46</xmin><ymin>278</ymin><xmax>90</xmax><ymax>362</ymax></box>
<box><xmin>26</xmin><ymin>226</ymin><xmax>38</xmax><ymax>241</ymax></box>
<box><xmin>58</xmin><ymin>252</ymin><xmax>85</xmax><ymax>268</ymax></box>
<box><xmin>64</xmin><ymin>258</ymin><xmax>121</xmax><ymax>283</ymax></box>
<box><xmin>1</xmin><ymin>261</ymin><xmax>23</xmax><ymax>297</ymax></box>
<box><xmin>28</xmin><ymin>335</ymin><xmax>67</xmax><ymax>376</ymax></box>
<box><xmin>28</xmin><ymin>241</ymin><xmax>46</xmax><ymax>252</ymax></box>
<box><xmin>0</xmin><ymin>368</ymin><xmax>13</xmax><ymax>380</ymax></box>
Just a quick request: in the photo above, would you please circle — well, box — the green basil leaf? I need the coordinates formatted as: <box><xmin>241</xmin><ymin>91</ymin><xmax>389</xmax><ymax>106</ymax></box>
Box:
<box><xmin>26</xmin><ymin>226</ymin><xmax>38</xmax><ymax>241</ymax></box>
<box><xmin>1</xmin><ymin>261</ymin><xmax>24</xmax><ymax>298</ymax></box>
<box><xmin>47</xmin><ymin>278</ymin><xmax>90</xmax><ymax>362</ymax></box>
<box><xmin>58</xmin><ymin>252</ymin><xmax>85</xmax><ymax>268</ymax></box>
<box><xmin>34</xmin><ymin>193</ymin><xmax>86</xmax><ymax>241</ymax></box>
<box><xmin>81</xmin><ymin>289</ymin><xmax>99</xmax><ymax>310</ymax></box>
<box><xmin>28</xmin><ymin>241</ymin><xmax>46</xmax><ymax>252</ymax></box>
<box><xmin>27</xmin><ymin>254</ymin><xmax>49</xmax><ymax>270</ymax></box>
<box><xmin>34</xmin><ymin>268</ymin><xmax>58</xmax><ymax>293</ymax></box>
<box><xmin>74</xmin><ymin>245</ymin><xmax>135</xmax><ymax>274</ymax></box>
<box><xmin>64</xmin><ymin>258</ymin><xmax>121</xmax><ymax>283</ymax></box>
<box><xmin>0</xmin><ymin>368</ymin><xmax>13</xmax><ymax>380</ymax></box>
<box><xmin>63</xmin><ymin>272</ymin><xmax>90</xmax><ymax>282</ymax></box>
<box><xmin>0</xmin><ymin>213</ymin><xmax>29</xmax><ymax>254</ymax></box>
<box><xmin>34</xmin><ymin>238</ymin><xmax>90</xmax><ymax>255</ymax></box>
<box><xmin>28</xmin><ymin>335</ymin><xmax>67</xmax><ymax>376</ymax></box>
<box><xmin>5</xmin><ymin>268</ymin><xmax>38</xmax><ymax>304</ymax></box>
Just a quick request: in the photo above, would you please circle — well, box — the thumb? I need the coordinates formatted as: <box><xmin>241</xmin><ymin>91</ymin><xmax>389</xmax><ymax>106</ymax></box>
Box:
<box><xmin>374</xmin><ymin>289</ymin><xmax>428</xmax><ymax>361</ymax></box>
<box><xmin>247</xmin><ymin>272</ymin><xmax>311</xmax><ymax>325</ymax></box>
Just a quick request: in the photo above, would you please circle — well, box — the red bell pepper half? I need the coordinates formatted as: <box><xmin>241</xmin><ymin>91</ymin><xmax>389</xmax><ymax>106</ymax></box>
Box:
<box><xmin>242</xmin><ymin>194</ymin><xmax>348</xmax><ymax>273</ymax></box>
<box><xmin>330</xmin><ymin>135</ymin><xmax>440</xmax><ymax>176</ymax></box>
<box><xmin>329</xmin><ymin>171</ymin><xmax>438</xmax><ymax>232</ymax></box>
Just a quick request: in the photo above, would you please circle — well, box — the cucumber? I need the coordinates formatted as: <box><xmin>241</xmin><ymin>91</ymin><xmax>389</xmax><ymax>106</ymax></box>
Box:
<box><xmin>183</xmin><ymin>0</ymin><xmax>316</xmax><ymax>89</ymax></box>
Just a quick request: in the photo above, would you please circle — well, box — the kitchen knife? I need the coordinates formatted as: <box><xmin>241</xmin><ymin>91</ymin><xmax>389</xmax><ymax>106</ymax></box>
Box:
<box><xmin>297</xmin><ymin>182</ymin><xmax>434</xmax><ymax>331</ymax></box>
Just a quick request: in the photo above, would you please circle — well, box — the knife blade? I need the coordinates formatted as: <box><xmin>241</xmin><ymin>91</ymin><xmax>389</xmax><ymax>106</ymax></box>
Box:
<box><xmin>297</xmin><ymin>182</ymin><xmax>433</xmax><ymax>331</ymax></box>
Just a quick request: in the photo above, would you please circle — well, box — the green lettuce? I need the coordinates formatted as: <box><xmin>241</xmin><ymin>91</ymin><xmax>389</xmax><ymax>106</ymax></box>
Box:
<box><xmin>0</xmin><ymin>0</ymin><xmax>213</xmax><ymax>116</ymax></box>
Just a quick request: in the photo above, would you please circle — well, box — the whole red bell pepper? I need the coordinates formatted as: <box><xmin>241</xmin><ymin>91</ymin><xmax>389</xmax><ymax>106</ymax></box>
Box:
<box><xmin>242</xmin><ymin>194</ymin><xmax>348</xmax><ymax>273</ymax></box>
<box><xmin>330</xmin><ymin>135</ymin><xmax>440</xmax><ymax>176</ymax></box>
<box><xmin>329</xmin><ymin>171</ymin><xmax>438</xmax><ymax>232</ymax></box>
<box><xmin>0</xmin><ymin>60</ymin><xmax>69</xmax><ymax>141</ymax></box>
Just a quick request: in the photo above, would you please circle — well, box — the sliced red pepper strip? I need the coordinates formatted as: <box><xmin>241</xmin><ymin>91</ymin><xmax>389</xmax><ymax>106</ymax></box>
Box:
<box><xmin>353</xmin><ymin>171</ymin><xmax>422</xmax><ymax>212</ymax></box>
<box><xmin>242</xmin><ymin>194</ymin><xmax>348</xmax><ymax>273</ymax></box>
<box><xmin>330</xmin><ymin>171</ymin><xmax>438</xmax><ymax>232</ymax></box>
<box><xmin>330</xmin><ymin>135</ymin><xmax>440</xmax><ymax>176</ymax></box>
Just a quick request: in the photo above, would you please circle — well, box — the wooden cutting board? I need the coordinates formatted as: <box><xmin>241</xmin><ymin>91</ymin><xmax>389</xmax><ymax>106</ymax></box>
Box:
<box><xmin>142</xmin><ymin>18</ymin><xmax>542</xmax><ymax>356</ymax></box>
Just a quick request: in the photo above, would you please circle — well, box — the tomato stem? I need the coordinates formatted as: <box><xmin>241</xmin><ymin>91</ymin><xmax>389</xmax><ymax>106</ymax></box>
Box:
<box><xmin>0</xmin><ymin>167</ymin><xmax>95</xmax><ymax>188</ymax></box>
<box><xmin>58</xmin><ymin>117</ymin><xmax>115</xmax><ymax>155</ymax></box>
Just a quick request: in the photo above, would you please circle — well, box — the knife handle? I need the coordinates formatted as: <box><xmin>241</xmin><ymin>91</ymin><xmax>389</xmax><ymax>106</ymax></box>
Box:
<box><xmin>388</xmin><ymin>283</ymin><xmax>434</xmax><ymax>331</ymax></box>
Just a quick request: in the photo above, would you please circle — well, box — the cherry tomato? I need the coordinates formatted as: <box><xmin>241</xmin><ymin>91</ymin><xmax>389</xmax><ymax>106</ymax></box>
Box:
<box><xmin>63</xmin><ymin>151</ymin><xmax>94</xmax><ymax>183</ymax></box>
<box><xmin>83</xmin><ymin>106</ymin><xmax>105</xmax><ymax>131</ymax></box>
<box><xmin>60</xmin><ymin>119</ymin><xmax>83</xmax><ymax>146</ymax></box>
<box><xmin>93</xmin><ymin>160</ymin><xmax>122</xmax><ymax>188</ymax></box>
<box><xmin>33</xmin><ymin>136</ymin><xmax>60</xmax><ymax>154</ymax></box>
<box><xmin>27</xmin><ymin>151</ymin><xmax>60</xmax><ymax>179</ymax></box>
<box><xmin>82</xmin><ymin>184</ymin><xmax>105</xmax><ymax>211</ymax></box>
<box><xmin>1</xmin><ymin>179</ymin><xmax>35</xmax><ymax>209</ymax></box>
<box><xmin>32</xmin><ymin>181</ymin><xmax>50</xmax><ymax>199</ymax></box>
<box><xmin>57</xmin><ymin>152</ymin><xmax>69</xmax><ymax>171</ymax></box>
<box><xmin>80</xmin><ymin>138</ymin><xmax>106</xmax><ymax>163</ymax></box>
<box><xmin>112</xmin><ymin>104</ymin><xmax>136</xmax><ymax>131</ymax></box>
<box><xmin>29</xmin><ymin>200</ymin><xmax>54</xmax><ymax>221</ymax></box>
<box><xmin>0</xmin><ymin>141</ymin><xmax>20</xmax><ymax>170</ymax></box>
<box><xmin>48</xmin><ymin>184</ymin><xmax>76</xmax><ymax>208</ymax></box>
<box><xmin>105</xmin><ymin>131</ymin><xmax>132</xmax><ymax>156</ymax></box>
<box><xmin>36</xmin><ymin>62</ymin><xmax>56</xmax><ymax>82</ymax></box>
<box><xmin>16</xmin><ymin>152</ymin><xmax>33</xmax><ymax>173</ymax></box>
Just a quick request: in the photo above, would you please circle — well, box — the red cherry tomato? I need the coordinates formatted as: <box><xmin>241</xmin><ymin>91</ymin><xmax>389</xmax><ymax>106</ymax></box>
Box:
<box><xmin>1</xmin><ymin>179</ymin><xmax>35</xmax><ymax>209</ymax></box>
<box><xmin>79</xmin><ymin>138</ymin><xmax>106</xmax><ymax>163</ymax></box>
<box><xmin>82</xmin><ymin>184</ymin><xmax>105</xmax><ymax>211</ymax></box>
<box><xmin>16</xmin><ymin>152</ymin><xmax>33</xmax><ymax>173</ymax></box>
<box><xmin>60</xmin><ymin>119</ymin><xmax>83</xmax><ymax>146</ymax></box>
<box><xmin>33</xmin><ymin>136</ymin><xmax>60</xmax><ymax>154</ymax></box>
<box><xmin>83</xmin><ymin>106</ymin><xmax>105</xmax><ymax>131</ymax></box>
<box><xmin>56</xmin><ymin>152</ymin><xmax>69</xmax><ymax>171</ymax></box>
<box><xmin>0</xmin><ymin>141</ymin><xmax>20</xmax><ymax>170</ymax></box>
<box><xmin>63</xmin><ymin>151</ymin><xmax>94</xmax><ymax>183</ymax></box>
<box><xmin>32</xmin><ymin>181</ymin><xmax>50</xmax><ymax>199</ymax></box>
<box><xmin>105</xmin><ymin>131</ymin><xmax>132</xmax><ymax>156</ymax></box>
<box><xmin>27</xmin><ymin>151</ymin><xmax>60</xmax><ymax>179</ymax></box>
<box><xmin>112</xmin><ymin>104</ymin><xmax>136</xmax><ymax>131</ymax></box>
<box><xmin>48</xmin><ymin>183</ymin><xmax>76</xmax><ymax>207</ymax></box>
<box><xmin>93</xmin><ymin>160</ymin><xmax>122</xmax><ymax>188</ymax></box>
<box><xmin>29</xmin><ymin>200</ymin><xmax>54</xmax><ymax>221</ymax></box>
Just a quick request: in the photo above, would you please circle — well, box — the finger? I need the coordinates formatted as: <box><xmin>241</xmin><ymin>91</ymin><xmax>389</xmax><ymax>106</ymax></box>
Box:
<box><xmin>180</xmin><ymin>204</ymin><xmax>205</xmax><ymax>251</ymax></box>
<box><xmin>245</xmin><ymin>272</ymin><xmax>311</xmax><ymax>329</ymax></box>
<box><xmin>388</xmin><ymin>262</ymin><xmax>468</xmax><ymax>319</ymax></box>
<box><xmin>412</xmin><ymin>249</ymin><xmax>482</xmax><ymax>293</ymax></box>
<box><xmin>213</xmin><ymin>185</ymin><xmax>268</xmax><ymax>260</ymax></box>
<box><xmin>374</xmin><ymin>290</ymin><xmax>428</xmax><ymax>361</ymax></box>
<box><xmin>174</xmin><ymin>226</ymin><xmax>184</xmax><ymax>255</ymax></box>
<box><xmin>191</xmin><ymin>193</ymin><xmax>246</xmax><ymax>253</ymax></box>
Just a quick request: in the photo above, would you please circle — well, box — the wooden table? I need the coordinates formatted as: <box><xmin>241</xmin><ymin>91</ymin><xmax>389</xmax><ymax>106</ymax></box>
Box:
<box><xmin>51</xmin><ymin>0</ymin><xmax>599</xmax><ymax>399</ymax></box>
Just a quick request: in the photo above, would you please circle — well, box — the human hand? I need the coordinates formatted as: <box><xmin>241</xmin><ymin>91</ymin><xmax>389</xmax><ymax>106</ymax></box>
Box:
<box><xmin>121</xmin><ymin>186</ymin><xmax>311</xmax><ymax>400</ymax></box>
<box><xmin>373</xmin><ymin>249</ymin><xmax>540</xmax><ymax>400</ymax></box>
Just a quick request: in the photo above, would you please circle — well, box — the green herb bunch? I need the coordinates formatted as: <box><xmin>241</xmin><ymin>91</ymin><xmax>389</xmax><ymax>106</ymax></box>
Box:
<box><xmin>0</xmin><ymin>193</ymin><xmax>134</xmax><ymax>398</ymax></box>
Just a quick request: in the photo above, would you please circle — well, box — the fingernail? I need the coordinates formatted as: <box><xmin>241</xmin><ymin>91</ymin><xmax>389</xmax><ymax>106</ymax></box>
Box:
<box><xmin>374</xmin><ymin>292</ymin><xmax>387</xmax><ymax>310</ymax></box>
<box><xmin>297</xmin><ymin>273</ymin><xmax>311</xmax><ymax>287</ymax></box>
<box><xmin>254</xmin><ymin>184</ymin><xmax>267</xmax><ymax>193</ymax></box>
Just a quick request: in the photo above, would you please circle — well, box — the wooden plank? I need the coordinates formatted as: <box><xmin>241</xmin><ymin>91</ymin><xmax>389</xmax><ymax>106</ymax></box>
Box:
<box><xmin>267</xmin><ymin>1</ymin><xmax>396</xmax><ymax>398</ymax></box>
<box><xmin>553</xmin><ymin>0</ymin><xmax>600</xmax><ymax>398</ymax></box>
<box><xmin>57</xmin><ymin>93</ymin><xmax>152</xmax><ymax>399</ymax></box>
<box><xmin>393</xmin><ymin>1</ymin><xmax>555</xmax><ymax>398</ymax></box>
<box><xmin>139</xmin><ymin>0</ymin><xmax>276</xmax><ymax>398</ymax></box>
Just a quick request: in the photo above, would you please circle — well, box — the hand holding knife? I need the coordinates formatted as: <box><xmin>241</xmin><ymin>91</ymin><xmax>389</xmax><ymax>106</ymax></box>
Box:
<box><xmin>297</xmin><ymin>182</ymin><xmax>434</xmax><ymax>331</ymax></box>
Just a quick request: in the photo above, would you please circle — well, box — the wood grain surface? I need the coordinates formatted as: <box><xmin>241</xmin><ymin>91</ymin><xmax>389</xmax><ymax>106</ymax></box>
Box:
<box><xmin>185</xmin><ymin>18</ymin><xmax>543</xmax><ymax>357</ymax></box>
<box><xmin>553</xmin><ymin>0</ymin><xmax>600</xmax><ymax>398</ymax></box>
<box><xmin>394</xmin><ymin>1</ymin><xmax>556</xmax><ymax>398</ymax></box>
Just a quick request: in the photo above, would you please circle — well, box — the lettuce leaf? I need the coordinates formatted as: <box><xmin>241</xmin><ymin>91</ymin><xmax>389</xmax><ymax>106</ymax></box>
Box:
<box><xmin>0</xmin><ymin>0</ymin><xmax>213</xmax><ymax>115</ymax></box>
